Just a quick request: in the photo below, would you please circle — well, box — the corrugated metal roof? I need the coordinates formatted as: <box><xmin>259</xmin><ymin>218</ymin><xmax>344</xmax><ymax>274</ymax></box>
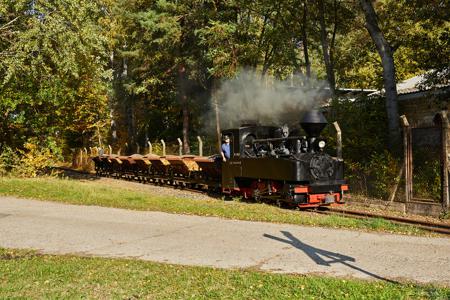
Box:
<box><xmin>368</xmin><ymin>70</ymin><xmax>450</xmax><ymax>97</ymax></box>
<box><xmin>397</xmin><ymin>74</ymin><xmax>428</xmax><ymax>95</ymax></box>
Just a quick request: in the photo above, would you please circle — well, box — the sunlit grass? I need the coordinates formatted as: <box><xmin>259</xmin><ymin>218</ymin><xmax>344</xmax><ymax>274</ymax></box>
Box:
<box><xmin>0</xmin><ymin>177</ymin><xmax>426</xmax><ymax>235</ymax></box>
<box><xmin>0</xmin><ymin>248</ymin><xmax>448</xmax><ymax>299</ymax></box>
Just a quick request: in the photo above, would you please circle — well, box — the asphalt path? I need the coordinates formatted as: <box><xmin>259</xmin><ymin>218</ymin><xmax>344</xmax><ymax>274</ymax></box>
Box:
<box><xmin>1</xmin><ymin>196</ymin><xmax>449</xmax><ymax>286</ymax></box>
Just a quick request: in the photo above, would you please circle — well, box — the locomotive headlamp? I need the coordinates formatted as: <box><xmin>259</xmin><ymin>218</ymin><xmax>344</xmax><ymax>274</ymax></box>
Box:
<box><xmin>318</xmin><ymin>140</ymin><xmax>326</xmax><ymax>149</ymax></box>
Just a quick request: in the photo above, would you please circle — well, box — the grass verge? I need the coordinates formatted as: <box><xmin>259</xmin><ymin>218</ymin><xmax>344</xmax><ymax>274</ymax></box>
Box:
<box><xmin>0</xmin><ymin>177</ymin><xmax>427</xmax><ymax>235</ymax></box>
<box><xmin>0</xmin><ymin>248</ymin><xmax>448</xmax><ymax>299</ymax></box>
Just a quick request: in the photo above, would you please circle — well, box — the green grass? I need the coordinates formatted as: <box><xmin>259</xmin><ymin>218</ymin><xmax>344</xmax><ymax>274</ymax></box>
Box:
<box><xmin>0</xmin><ymin>248</ymin><xmax>448</xmax><ymax>299</ymax></box>
<box><xmin>0</xmin><ymin>177</ymin><xmax>426</xmax><ymax>235</ymax></box>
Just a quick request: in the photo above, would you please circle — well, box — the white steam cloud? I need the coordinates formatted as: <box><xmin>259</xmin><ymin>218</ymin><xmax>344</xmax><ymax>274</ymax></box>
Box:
<box><xmin>213</xmin><ymin>70</ymin><xmax>329</xmax><ymax>130</ymax></box>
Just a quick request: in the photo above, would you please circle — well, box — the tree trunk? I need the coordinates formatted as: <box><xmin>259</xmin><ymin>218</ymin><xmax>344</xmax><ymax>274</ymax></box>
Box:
<box><xmin>359</xmin><ymin>0</ymin><xmax>400</xmax><ymax>149</ymax></box>
<box><xmin>302</xmin><ymin>1</ymin><xmax>311</xmax><ymax>78</ymax></box>
<box><xmin>212</xmin><ymin>78</ymin><xmax>221</xmax><ymax>152</ymax></box>
<box><xmin>317</xmin><ymin>0</ymin><xmax>336</xmax><ymax>95</ymax></box>
<box><xmin>178</xmin><ymin>65</ymin><xmax>190</xmax><ymax>154</ymax></box>
<box><xmin>126</xmin><ymin>97</ymin><xmax>135</xmax><ymax>154</ymax></box>
<box><xmin>120</xmin><ymin>55</ymin><xmax>135</xmax><ymax>154</ymax></box>
<box><xmin>96</xmin><ymin>123</ymin><xmax>103</xmax><ymax>149</ymax></box>
<box><xmin>110</xmin><ymin>109</ymin><xmax>117</xmax><ymax>143</ymax></box>
<box><xmin>109</xmin><ymin>51</ymin><xmax>118</xmax><ymax>146</ymax></box>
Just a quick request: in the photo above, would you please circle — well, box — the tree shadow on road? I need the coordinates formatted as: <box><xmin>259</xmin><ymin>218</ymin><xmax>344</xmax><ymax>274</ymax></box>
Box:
<box><xmin>263</xmin><ymin>231</ymin><xmax>398</xmax><ymax>283</ymax></box>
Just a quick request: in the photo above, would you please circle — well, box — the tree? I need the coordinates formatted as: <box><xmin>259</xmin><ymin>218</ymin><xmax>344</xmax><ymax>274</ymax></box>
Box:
<box><xmin>316</xmin><ymin>0</ymin><xmax>336</xmax><ymax>95</ymax></box>
<box><xmin>0</xmin><ymin>0</ymin><xmax>110</xmax><ymax>153</ymax></box>
<box><xmin>300</xmin><ymin>0</ymin><xmax>311</xmax><ymax>78</ymax></box>
<box><xmin>108</xmin><ymin>0</ymin><xmax>217</xmax><ymax>154</ymax></box>
<box><xmin>359</xmin><ymin>0</ymin><xmax>400</xmax><ymax>149</ymax></box>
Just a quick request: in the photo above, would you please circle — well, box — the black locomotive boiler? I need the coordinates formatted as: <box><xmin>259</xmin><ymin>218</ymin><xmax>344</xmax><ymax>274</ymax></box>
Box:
<box><xmin>92</xmin><ymin>110</ymin><xmax>347</xmax><ymax>208</ymax></box>
<box><xmin>220</xmin><ymin>110</ymin><xmax>347</xmax><ymax>207</ymax></box>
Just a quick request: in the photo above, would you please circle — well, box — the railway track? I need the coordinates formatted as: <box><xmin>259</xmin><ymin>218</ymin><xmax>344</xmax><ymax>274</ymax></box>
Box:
<box><xmin>317</xmin><ymin>207</ymin><xmax>450</xmax><ymax>235</ymax></box>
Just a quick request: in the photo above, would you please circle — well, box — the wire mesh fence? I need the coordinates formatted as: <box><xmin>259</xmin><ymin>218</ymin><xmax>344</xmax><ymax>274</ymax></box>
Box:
<box><xmin>410</xmin><ymin>126</ymin><xmax>442</xmax><ymax>202</ymax></box>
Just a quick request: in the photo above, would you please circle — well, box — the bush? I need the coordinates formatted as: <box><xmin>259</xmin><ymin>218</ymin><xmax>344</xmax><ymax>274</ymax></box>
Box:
<box><xmin>412</xmin><ymin>149</ymin><xmax>441</xmax><ymax>200</ymax></box>
<box><xmin>0</xmin><ymin>143</ymin><xmax>58</xmax><ymax>177</ymax></box>
<box><xmin>344</xmin><ymin>151</ymin><xmax>401</xmax><ymax>200</ymax></box>
<box><xmin>0</xmin><ymin>147</ymin><xmax>20</xmax><ymax>176</ymax></box>
<box><xmin>324</xmin><ymin>97</ymin><xmax>401</xmax><ymax>200</ymax></box>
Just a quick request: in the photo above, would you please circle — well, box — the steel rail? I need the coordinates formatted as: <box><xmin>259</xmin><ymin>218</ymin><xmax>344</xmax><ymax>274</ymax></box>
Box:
<box><xmin>317</xmin><ymin>208</ymin><xmax>450</xmax><ymax>235</ymax></box>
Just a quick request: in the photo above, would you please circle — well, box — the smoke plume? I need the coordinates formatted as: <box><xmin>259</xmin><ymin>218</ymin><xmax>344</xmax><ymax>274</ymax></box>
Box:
<box><xmin>213</xmin><ymin>70</ymin><xmax>329</xmax><ymax>130</ymax></box>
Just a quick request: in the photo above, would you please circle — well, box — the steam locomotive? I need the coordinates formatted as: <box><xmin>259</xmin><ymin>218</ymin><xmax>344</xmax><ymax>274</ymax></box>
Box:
<box><xmin>92</xmin><ymin>110</ymin><xmax>348</xmax><ymax>208</ymax></box>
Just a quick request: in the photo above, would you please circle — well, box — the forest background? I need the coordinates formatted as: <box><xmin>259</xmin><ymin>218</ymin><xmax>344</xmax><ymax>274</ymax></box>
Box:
<box><xmin>0</xmin><ymin>0</ymin><xmax>448</xmax><ymax>199</ymax></box>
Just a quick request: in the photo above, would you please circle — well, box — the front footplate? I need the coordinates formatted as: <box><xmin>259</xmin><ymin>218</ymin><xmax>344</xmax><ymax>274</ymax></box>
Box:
<box><xmin>286</xmin><ymin>183</ymin><xmax>348</xmax><ymax>207</ymax></box>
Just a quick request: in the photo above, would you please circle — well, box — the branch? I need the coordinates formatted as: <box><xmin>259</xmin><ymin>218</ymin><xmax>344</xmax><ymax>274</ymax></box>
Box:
<box><xmin>0</xmin><ymin>17</ymin><xmax>20</xmax><ymax>32</ymax></box>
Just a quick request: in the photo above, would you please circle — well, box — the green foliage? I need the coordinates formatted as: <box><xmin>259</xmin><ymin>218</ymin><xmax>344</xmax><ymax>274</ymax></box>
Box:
<box><xmin>334</xmin><ymin>0</ymin><xmax>449</xmax><ymax>88</ymax></box>
<box><xmin>14</xmin><ymin>143</ymin><xmax>58</xmax><ymax>177</ymax></box>
<box><xmin>325</xmin><ymin>94</ymin><xmax>444</xmax><ymax>201</ymax></box>
<box><xmin>0</xmin><ymin>147</ymin><xmax>20</xmax><ymax>176</ymax></box>
<box><xmin>196</xmin><ymin>20</ymin><xmax>238</xmax><ymax>78</ymax></box>
<box><xmin>0</xmin><ymin>143</ymin><xmax>58</xmax><ymax>178</ymax></box>
<box><xmin>324</xmin><ymin>96</ymin><xmax>403</xmax><ymax>199</ymax></box>
<box><xmin>1</xmin><ymin>0</ymin><xmax>448</xmax><ymax>177</ymax></box>
<box><xmin>344</xmin><ymin>151</ymin><xmax>400</xmax><ymax>200</ymax></box>
<box><xmin>0</xmin><ymin>0</ymin><xmax>110</xmax><ymax>156</ymax></box>
<box><xmin>324</xmin><ymin>96</ymin><xmax>388</xmax><ymax>161</ymax></box>
<box><xmin>365</xmin><ymin>151</ymin><xmax>401</xmax><ymax>199</ymax></box>
<box><xmin>150</xmin><ymin>141</ymin><xmax>164</xmax><ymax>156</ymax></box>
<box><xmin>412</xmin><ymin>150</ymin><xmax>441</xmax><ymax>201</ymax></box>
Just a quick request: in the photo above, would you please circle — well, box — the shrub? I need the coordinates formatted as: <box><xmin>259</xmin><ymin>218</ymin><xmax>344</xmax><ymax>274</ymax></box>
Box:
<box><xmin>0</xmin><ymin>143</ymin><xmax>58</xmax><ymax>177</ymax></box>
<box><xmin>324</xmin><ymin>97</ymin><xmax>401</xmax><ymax>200</ymax></box>
<box><xmin>344</xmin><ymin>151</ymin><xmax>401</xmax><ymax>200</ymax></box>
<box><xmin>0</xmin><ymin>147</ymin><xmax>20</xmax><ymax>176</ymax></box>
<box><xmin>411</xmin><ymin>149</ymin><xmax>441</xmax><ymax>200</ymax></box>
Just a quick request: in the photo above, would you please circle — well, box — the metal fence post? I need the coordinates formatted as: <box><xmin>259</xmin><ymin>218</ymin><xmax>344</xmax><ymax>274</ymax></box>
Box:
<box><xmin>333</xmin><ymin>122</ymin><xmax>342</xmax><ymax>159</ymax></box>
<box><xmin>434</xmin><ymin>111</ymin><xmax>449</xmax><ymax>212</ymax></box>
<box><xmin>442</xmin><ymin>112</ymin><xmax>449</xmax><ymax>213</ymax></box>
<box><xmin>83</xmin><ymin>148</ymin><xmax>88</xmax><ymax>166</ymax></box>
<box><xmin>400</xmin><ymin>115</ymin><xmax>412</xmax><ymax>204</ymax></box>
<box><xmin>177</xmin><ymin>138</ymin><xmax>183</xmax><ymax>156</ymax></box>
<box><xmin>148</xmin><ymin>141</ymin><xmax>152</xmax><ymax>155</ymax></box>
<box><xmin>160</xmin><ymin>139</ymin><xmax>166</xmax><ymax>156</ymax></box>
<box><xmin>197</xmin><ymin>136</ymin><xmax>203</xmax><ymax>157</ymax></box>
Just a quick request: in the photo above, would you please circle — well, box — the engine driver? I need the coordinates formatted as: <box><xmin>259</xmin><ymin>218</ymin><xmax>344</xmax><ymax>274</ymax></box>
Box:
<box><xmin>221</xmin><ymin>135</ymin><xmax>231</xmax><ymax>162</ymax></box>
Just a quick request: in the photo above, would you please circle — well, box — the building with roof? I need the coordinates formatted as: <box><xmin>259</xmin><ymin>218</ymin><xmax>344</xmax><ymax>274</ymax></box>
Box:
<box><xmin>395</xmin><ymin>73</ymin><xmax>450</xmax><ymax>127</ymax></box>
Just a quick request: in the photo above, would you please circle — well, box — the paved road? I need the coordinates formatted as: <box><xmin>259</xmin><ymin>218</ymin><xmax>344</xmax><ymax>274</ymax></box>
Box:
<box><xmin>1</xmin><ymin>196</ymin><xmax>449</xmax><ymax>286</ymax></box>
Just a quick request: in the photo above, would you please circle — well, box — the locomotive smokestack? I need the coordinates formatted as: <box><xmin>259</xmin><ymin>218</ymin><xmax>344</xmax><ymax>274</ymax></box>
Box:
<box><xmin>300</xmin><ymin>110</ymin><xmax>328</xmax><ymax>137</ymax></box>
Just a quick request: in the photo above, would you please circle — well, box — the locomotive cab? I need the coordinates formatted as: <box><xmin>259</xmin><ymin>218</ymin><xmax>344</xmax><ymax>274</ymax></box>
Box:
<box><xmin>221</xmin><ymin>125</ymin><xmax>279</xmax><ymax>158</ymax></box>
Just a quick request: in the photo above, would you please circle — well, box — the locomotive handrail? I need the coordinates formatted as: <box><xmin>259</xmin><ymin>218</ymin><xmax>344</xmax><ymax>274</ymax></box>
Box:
<box><xmin>252</xmin><ymin>136</ymin><xmax>306</xmax><ymax>143</ymax></box>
